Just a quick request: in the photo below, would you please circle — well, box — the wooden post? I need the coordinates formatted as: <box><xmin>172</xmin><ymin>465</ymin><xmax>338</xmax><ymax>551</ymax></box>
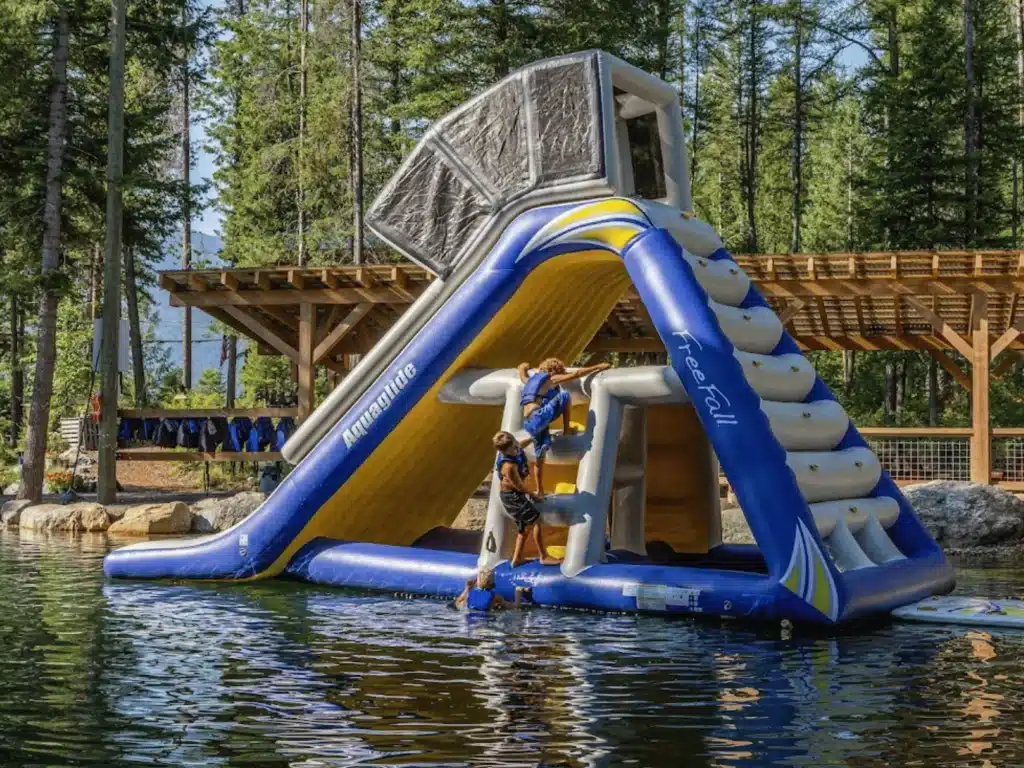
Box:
<box><xmin>298</xmin><ymin>303</ymin><xmax>315</xmax><ymax>421</ymax></box>
<box><xmin>97</xmin><ymin>0</ymin><xmax>127</xmax><ymax>505</ymax></box>
<box><xmin>971</xmin><ymin>293</ymin><xmax>991</xmax><ymax>483</ymax></box>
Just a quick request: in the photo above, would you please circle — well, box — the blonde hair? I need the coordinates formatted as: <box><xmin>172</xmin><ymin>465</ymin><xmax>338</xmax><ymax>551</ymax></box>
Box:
<box><xmin>476</xmin><ymin>569</ymin><xmax>496</xmax><ymax>589</ymax></box>
<box><xmin>538</xmin><ymin>357</ymin><xmax>566</xmax><ymax>375</ymax></box>
<box><xmin>492</xmin><ymin>431</ymin><xmax>517</xmax><ymax>452</ymax></box>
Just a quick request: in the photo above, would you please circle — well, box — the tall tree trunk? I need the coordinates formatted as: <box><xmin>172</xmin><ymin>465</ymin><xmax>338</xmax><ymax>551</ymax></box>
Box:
<box><xmin>9</xmin><ymin>295</ymin><xmax>23</xmax><ymax>448</ymax></box>
<box><xmin>181</xmin><ymin>4</ymin><xmax>192</xmax><ymax>391</ymax></box>
<box><xmin>883</xmin><ymin>6</ymin><xmax>900</xmax><ymax>248</ymax></box>
<box><xmin>97</xmin><ymin>0</ymin><xmax>127</xmax><ymax>504</ymax></box>
<box><xmin>883</xmin><ymin>361</ymin><xmax>896</xmax><ymax>425</ymax></box>
<box><xmin>1014</xmin><ymin>0</ymin><xmax>1024</xmax><ymax>247</ymax></box>
<box><xmin>225</xmin><ymin>335</ymin><xmax>237</xmax><ymax>408</ymax></box>
<box><xmin>843</xmin><ymin>350</ymin><xmax>856</xmax><ymax>392</ymax></box>
<box><xmin>350</xmin><ymin>0</ymin><xmax>364</xmax><ymax>264</ymax></box>
<box><xmin>927</xmin><ymin>356</ymin><xmax>939</xmax><ymax>425</ymax></box>
<box><xmin>895</xmin><ymin>357</ymin><xmax>907</xmax><ymax>418</ymax></box>
<box><xmin>123</xmin><ymin>246</ymin><xmax>146</xmax><ymax>406</ymax></box>
<box><xmin>742</xmin><ymin>0</ymin><xmax>761</xmax><ymax>252</ymax></box>
<box><xmin>963</xmin><ymin>0</ymin><xmax>977</xmax><ymax>245</ymax></box>
<box><xmin>21</xmin><ymin>8</ymin><xmax>70</xmax><ymax>502</ymax></box>
<box><xmin>492</xmin><ymin>0</ymin><xmax>509</xmax><ymax>78</ymax></box>
<box><xmin>297</xmin><ymin>0</ymin><xmax>307</xmax><ymax>265</ymax></box>
<box><xmin>655</xmin><ymin>0</ymin><xmax>670</xmax><ymax>80</ymax></box>
<box><xmin>690</xmin><ymin>11</ymin><xmax>702</xmax><ymax>184</ymax></box>
<box><xmin>790</xmin><ymin>2</ymin><xmax>803</xmax><ymax>254</ymax></box>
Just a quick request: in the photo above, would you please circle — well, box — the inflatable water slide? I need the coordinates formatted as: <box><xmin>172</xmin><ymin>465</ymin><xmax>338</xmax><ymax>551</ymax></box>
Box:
<box><xmin>105</xmin><ymin>51</ymin><xmax>955</xmax><ymax>625</ymax></box>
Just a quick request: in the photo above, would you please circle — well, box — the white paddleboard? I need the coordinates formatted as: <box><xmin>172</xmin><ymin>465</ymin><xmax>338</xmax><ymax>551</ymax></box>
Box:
<box><xmin>892</xmin><ymin>595</ymin><xmax>1024</xmax><ymax>628</ymax></box>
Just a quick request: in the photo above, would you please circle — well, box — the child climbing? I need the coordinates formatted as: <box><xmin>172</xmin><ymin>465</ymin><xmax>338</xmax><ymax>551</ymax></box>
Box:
<box><xmin>493</xmin><ymin>430</ymin><xmax>559</xmax><ymax>568</ymax></box>
<box><xmin>518</xmin><ymin>358</ymin><xmax>611</xmax><ymax>496</ymax></box>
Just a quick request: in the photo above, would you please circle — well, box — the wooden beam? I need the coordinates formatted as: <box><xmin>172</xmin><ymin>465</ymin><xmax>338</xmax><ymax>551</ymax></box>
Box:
<box><xmin>159</xmin><ymin>274</ymin><xmax>179</xmax><ymax>293</ymax></box>
<box><xmin>603</xmin><ymin>310</ymin><xmax>631</xmax><ymax>339</ymax></box>
<box><xmin>990</xmin><ymin>327</ymin><xmax>1021</xmax><ymax>361</ymax></box>
<box><xmin>971</xmin><ymin>293</ymin><xmax>991</xmax><ymax>484</ymax></box>
<box><xmin>321</xmin><ymin>269</ymin><xmax>339</xmax><ymax>289</ymax></box>
<box><xmin>298</xmin><ymin>302</ymin><xmax>315</xmax><ymax>421</ymax></box>
<box><xmin>288</xmin><ymin>269</ymin><xmax>306</xmax><ymax>290</ymax></box>
<box><xmin>902</xmin><ymin>295</ymin><xmax>974</xmax><ymax>358</ymax></box>
<box><xmin>254</xmin><ymin>271</ymin><xmax>271</xmax><ymax>291</ymax></box>
<box><xmin>313</xmin><ymin>303</ymin><xmax>371</xmax><ymax>363</ymax></box>
<box><xmin>169</xmin><ymin>286</ymin><xmax>420</xmax><ymax>308</ymax></box>
<box><xmin>355</xmin><ymin>267</ymin><xmax>376</xmax><ymax>288</ymax></box>
<box><xmin>733</xmin><ymin>276</ymin><xmax>1017</xmax><ymax>298</ymax></box>
<box><xmin>778</xmin><ymin>299</ymin><xmax>806</xmax><ymax>325</ymax></box>
<box><xmin>390</xmin><ymin>266</ymin><xmax>416</xmax><ymax>301</ymax></box>
<box><xmin>187</xmin><ymin>274</ymin><xmax>208</xmax><ymax>292</ymax></box>
<box><xmin>927</xmin><ymin>349</ymin><xmax>972</xmax><ymax>393</ymax></box>
<box><xmin>220</xmin><ymin>271</ymin><xmax>240</xmax><ymax>291</ymax></box>
<box><xmin>222</xmin><ymin>306</ymin><xmax>299</xmax><ymax>362</ymax></box>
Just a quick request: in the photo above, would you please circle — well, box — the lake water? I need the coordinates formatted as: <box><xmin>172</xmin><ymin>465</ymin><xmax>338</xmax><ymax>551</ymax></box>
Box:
<box><xmin>2</xmin><ymin>531</ymin><xmax>1024</xmax><ymax>767</ymax></box>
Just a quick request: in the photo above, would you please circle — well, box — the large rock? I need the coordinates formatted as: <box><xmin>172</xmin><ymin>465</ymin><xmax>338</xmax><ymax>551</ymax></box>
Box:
<box><xmin>1</xmin><ymin>499</ymin><xmax>32</xmax><ymax>527</ymax></box>
<box><xmin>190</xmin><ymin>492</ymin><xmax>264</xmax><ymax>533</ymax></box>
<box><xmin>903</xmin><ymin>481</ymin><xmax>1024</xmax><ymax>547</ymax></box>
<box><xmin>720</xmin><ymin>504</ymin><xmax>754</xmax><ymax>544</ymax></box>
<box><xmin>19</xmin><ymin>503</ymin><xmax>110</xmax><ymax>533</ymax></box>
<box><xmin>109</xmin><ymin>501</ymin><xmax>192</xmax><ymax>536</ymax></box>
<box><xmin>451</xmin><ymin>499</ymin><xmax>488</xmax><ymax>531</ymax></box>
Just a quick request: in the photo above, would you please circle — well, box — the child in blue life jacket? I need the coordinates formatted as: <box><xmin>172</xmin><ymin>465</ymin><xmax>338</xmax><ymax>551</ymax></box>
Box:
<box><xmin>517</xmin><ymin>357</ymin><xmax>611</xmax><ymax>497</ymax></box>
<box><xmin>453</xmin><ymin>568</ymin><xmax>532</xmax><ymax>611</ymax></box>
<box><xmin>493</xmin><ymin>430</ymin><xmax>560</xmax><ymax>568</ymax></box>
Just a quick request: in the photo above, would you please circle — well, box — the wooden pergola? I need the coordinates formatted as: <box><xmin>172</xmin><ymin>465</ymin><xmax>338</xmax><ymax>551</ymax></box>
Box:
<box><xmin>160</xmin><ymin>250</ymin><xmax>1024</xmax><ymax>483</ymax></box>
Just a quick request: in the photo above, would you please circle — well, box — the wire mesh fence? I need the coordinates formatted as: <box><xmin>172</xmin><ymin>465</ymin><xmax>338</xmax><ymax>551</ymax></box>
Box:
<box><xmin>994</xmin><ymin>438</ymin><xmax>1024</xmax><ymax>482</ymax></box>
<box><xmin>861</xmin><ymin>437</ymin><xmax>971</xmax><ymax>482</ymax></box>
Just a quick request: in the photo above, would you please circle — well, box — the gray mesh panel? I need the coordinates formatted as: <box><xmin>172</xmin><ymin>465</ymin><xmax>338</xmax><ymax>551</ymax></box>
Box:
<box><xmin>528</xmin><ymin>55</ymin><xmax>603</xmax><ymax>184</ymax></box>
<box><xmin>367</xmin><ymin>144</ymin><xmax>489</xmax><ymax>274</ymax></box>
<box><xmin>441</xmin><ymin>77</ymin><xmax>531</xmax><ymax>201</ymax></box>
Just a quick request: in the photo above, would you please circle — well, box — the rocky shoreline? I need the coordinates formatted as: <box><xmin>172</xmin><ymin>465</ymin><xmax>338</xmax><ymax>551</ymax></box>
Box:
<box><xmin>0</xmin><ymin>491</ymin><xmax>267</xmax><ymax>536</ymax></box>
<box><xmin>2</xmin><ymin>480</ymin><xmax>1022</xmax><ymax>556</ymax></box>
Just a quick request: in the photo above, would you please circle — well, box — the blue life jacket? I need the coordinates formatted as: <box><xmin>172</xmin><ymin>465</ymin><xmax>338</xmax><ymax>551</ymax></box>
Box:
<box><xmin>520</xmin><ymin>372</ymin><xmax>551</xmax><ymax>406</ymax></box>
<box><xmin>495</xmin><ymin>450</ymin><xmax>529</xmax><ymax>479</ymax></box>
<box><xmin>142</xmin><ymin>418</ymin><xmax>160</xmax><ymax>442</ymax></box>
<box><xmin>228</xmin><ymin>417</ymin><xmax>253</xmax><ymax>452</ymax></box>
<box><xmin>466</xmin><ymin>587</ymin><xmax>496</xmax><ymax>611</ymax></box>
<box><xmin>176</xmin><ymin>418</ymin><xmax>202</xmax><ymax>449</ymax></box>
<box><xmin>274</xmin><ymin>417</ymin><xmax>296</xmax><ymax>450</ymax></box>
<box><xmin>247</xmin><ymin>416</ymin><xmax>275</xmax><ymax>452</ymax></box>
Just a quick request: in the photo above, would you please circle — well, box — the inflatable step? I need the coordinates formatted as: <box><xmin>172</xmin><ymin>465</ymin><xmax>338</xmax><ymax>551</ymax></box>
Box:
<box><xmin>735</xmin><ymin>351</ymin><xmax>816</xmax><ymax>402</ymax></box>
<box><xmin>762</xmin><ymin>400</ymin><xmax>849</xmax><ymax>452</ymax></box>
<box><xmin>786</xmin><ymin>446</ymin><xmax>881</xmax><ymax>503</ymax></box>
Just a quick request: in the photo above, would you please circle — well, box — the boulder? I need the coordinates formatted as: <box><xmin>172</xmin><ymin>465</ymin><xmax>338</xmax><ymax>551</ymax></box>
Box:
<box><xmin>190</xmin><ymin>492</ymin><xmax>264</xmax><ymax>533</ymax></box>
<box><xmin>903</xmin><ymin>481</ymin><xmax>1024</xmax><ymax>548</ymax></box>
<box><xmin>1</xmin><ymin>499</ymin><xmax>32</xmax><ymax>527</ymax></box>
<box><xmin>3</xmin><ymin>482</ymin><xmax>20</xmax><ymax>496</ymax></box>
<box><xmin>109</xmin><ymin>501</ymin><xmax>192</xmax><ymax>536</ymax></box>
<box><xmin>720</xmin><ymin>504</ymin><xmax>754</xmax><ymax>545</ymax></box>
<box><xmin>451</xmin><ymin>498</ymin><xmax>488</xmax><ymax>531</ymax></box>
<box><xmin>19</xmin><ymin>503</ymin><xmax>110</xmax><ymax>533</ymax></box>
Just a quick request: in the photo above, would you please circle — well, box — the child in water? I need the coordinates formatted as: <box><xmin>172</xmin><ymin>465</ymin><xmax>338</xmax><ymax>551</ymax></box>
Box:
<box><xmin>454</xmin><ymin>568</ymin><xmax>533</xmax><ymax>611</ymax></box>
<box><xmin>493</xmin><ymin>430</ymin><xmax>558</xmax><ymax>568</ymax></box>
<box><xmin>517</xmin><ymin>358</ymin><xmax>611</xmax><ymax>497</ymax></box>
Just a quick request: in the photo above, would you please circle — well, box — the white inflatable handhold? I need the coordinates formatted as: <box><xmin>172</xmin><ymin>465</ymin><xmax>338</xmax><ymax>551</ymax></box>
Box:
<box><xmin>682</xmin><ymin>252</ymin><xmax>750</xmax><ymax>305</ymax></box>
<box><xmin>855</xmin><ymin>510</ymin><xmax>906</xmax><ymax>563</ymax></box>
<box><xmin>809</xmin><ymin>496</ymin><xmax>897</xmax><ymax>536</ymax></box>
<box><xmin>787</xmin><ymin>446</ymin><xmax>881</xmax><ymax>503</ymax></box>
<box><xmin>734</xmin><ymin>352</ymin><xmax>815</xmax><ymax>402</ymax></box>
<box><xmin>711</xmin><ymin>303</ymin><xmax>782</xmax><ymax>354</ymax></box>
<box><xmin>641</xmin><ymin>203</ymin><xmax>725</xmax><ymax>256</ymax></box>
<box><xmin>762</xmin><ymin>399</ymin><xmax>849</xmax><ymax>451</ymax></box>
<box><xmin>825</xmin><ymin>518</ymin><xmax>877</xmax><ymax>571</ymax></box>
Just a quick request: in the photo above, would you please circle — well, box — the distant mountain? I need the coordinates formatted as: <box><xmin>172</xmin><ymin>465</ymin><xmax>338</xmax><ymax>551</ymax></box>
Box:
<box><xmin>149</xmin><ymin>231</ymin><xmax>240</xmax><ymax>384</ymax></box>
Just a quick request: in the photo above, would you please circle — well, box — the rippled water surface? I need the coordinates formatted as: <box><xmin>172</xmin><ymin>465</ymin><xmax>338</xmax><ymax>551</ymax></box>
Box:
<box><xmin>3</xmin><ymin>532</ymin><xmax>1024</xmax><ymax>766</ymax></box>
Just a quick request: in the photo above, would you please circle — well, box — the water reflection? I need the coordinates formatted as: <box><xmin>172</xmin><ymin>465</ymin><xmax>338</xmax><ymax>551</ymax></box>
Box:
<box><xmin>3</xmin><ymin>531</ymin><xmax>1024</xmax><ymax>766</ymax></box>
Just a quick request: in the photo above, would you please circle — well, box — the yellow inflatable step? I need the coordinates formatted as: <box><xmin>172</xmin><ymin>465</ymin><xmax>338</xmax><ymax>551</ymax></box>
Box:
<box><xmin>554</xmin><ymin>482</ymin><xmax>577</xmax><ymax>494</ymax></box>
